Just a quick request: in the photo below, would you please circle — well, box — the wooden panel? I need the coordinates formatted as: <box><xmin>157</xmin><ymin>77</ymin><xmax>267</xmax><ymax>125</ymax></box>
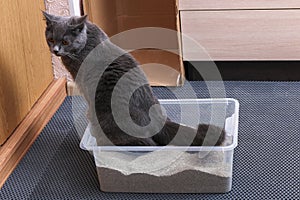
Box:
<box><xmin>0</xmin><ymin>0</ymin><xmax>31</xmax><ymax>144</ymax></box>
<box><xmin>0</xmin><ymin>78</ymin><xmax>66</xmax><ymax>188</ymax></box>
<box><xmin>18</xmin><ymin>0</ymin><xmax>53</xmax><ymax>105</ymax></box>
<box><xmin>179</xmin><ymin>0</ymin><xmax>300</xmax><ymax>10</ymax></box>
<box><xmin>0</xmin><ymin>0</ymin><xmax>53</xmax><ymax>145</ymax></box>
<box><xmin>181</xmin><ymin>10</ymin><xmax>300</xmax><ymax>61</ymax></box>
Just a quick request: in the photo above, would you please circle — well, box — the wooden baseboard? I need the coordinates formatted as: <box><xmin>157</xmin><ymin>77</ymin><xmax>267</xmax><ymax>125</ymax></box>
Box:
<box><xmin>0</xmin><ymin>78</ymin><xmax>67</xmax><ymax>188</ymax></box>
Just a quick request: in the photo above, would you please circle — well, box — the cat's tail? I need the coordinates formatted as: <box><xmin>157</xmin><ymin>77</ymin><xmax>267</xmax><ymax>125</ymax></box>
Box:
<box><xmin>152</xmin><ymin>120</ymin><xmax>225</xmax><ymax>146</ymax></box>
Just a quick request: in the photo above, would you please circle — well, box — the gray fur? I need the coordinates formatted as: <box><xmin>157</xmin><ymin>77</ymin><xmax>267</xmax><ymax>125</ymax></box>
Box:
<box><xmin>43</xmin><ymin>12</ymin><xmax>225</xmax><ymax>146</ymax></box>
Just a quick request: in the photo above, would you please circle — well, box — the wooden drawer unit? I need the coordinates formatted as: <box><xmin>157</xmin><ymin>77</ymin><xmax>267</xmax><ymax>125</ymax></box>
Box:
<box><xmin>179</xmin><ymin>1</ymin><xmax>300</xmax><ymax>61</ymax></box>
<box><xmin>179</xmin><ymin>0</ymin><xmax>300</xmax><ymax>10</ymax></box>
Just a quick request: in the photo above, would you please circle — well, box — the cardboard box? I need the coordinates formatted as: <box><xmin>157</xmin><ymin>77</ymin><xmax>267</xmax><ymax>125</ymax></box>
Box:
<box><xmin>115</xmin><ymin>0</ymin><xmax>176</xmax><ymax>16</ymax></box>
<box><xmin>83</xmin><ymin>0</ymin><xmax>184</xmax><ymax>86</ymax></box>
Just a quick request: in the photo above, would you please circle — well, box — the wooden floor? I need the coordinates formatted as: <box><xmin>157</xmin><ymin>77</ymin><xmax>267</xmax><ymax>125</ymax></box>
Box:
<box><xmin>0</xmin><ymin>78</ymin><xmax>67</xmax><ymax>188</ymax></box>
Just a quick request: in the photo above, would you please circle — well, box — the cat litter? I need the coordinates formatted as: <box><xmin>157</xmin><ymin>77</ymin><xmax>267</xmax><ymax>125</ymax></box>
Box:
<box><xmin>80</xmin><ymin>98</ymin><xmax>239</xmax><ymax>193</ymax></box>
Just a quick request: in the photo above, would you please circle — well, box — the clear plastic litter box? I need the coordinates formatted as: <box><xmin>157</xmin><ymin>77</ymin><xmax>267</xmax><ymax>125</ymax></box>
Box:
<box><xmin>80</xmin><ymin>98</ymin><xmax>239</xmax><ymax>193</ymax></box>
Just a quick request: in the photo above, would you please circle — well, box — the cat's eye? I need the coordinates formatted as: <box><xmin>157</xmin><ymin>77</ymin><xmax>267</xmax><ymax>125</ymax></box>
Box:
<box><xmin>48</xmin><ymin>38</ymin><xmax>54</xmax><ymax>43</ymax></box>
<box><xmin>62</xmin><ymin>40</ymin><xmax>69</xmax><ymax>45</ymax></box>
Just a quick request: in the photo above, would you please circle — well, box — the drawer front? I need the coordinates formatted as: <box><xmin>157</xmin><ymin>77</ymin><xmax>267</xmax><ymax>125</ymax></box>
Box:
<box><xmin>179</xmin><ymin>0</ymin><xmax>300</xmax><ymax>10</ymax></box>
<box><xmin>181</xmin><ymin>10</ymin><xmax>300</xmax><ymax>61</ymax></box>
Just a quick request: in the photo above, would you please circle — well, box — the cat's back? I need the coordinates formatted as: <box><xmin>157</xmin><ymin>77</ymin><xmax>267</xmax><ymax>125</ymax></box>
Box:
<box><xmin>86</xmin><ymin>21</ymin><xmax>108</xmax><ymax>44</ymax></box>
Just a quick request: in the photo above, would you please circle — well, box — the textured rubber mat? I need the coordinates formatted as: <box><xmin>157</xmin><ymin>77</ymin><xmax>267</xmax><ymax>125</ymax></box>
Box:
<box><xmin>1</xmin><ymin>81</ymin><xmax>299</xmax><ymax>199</ymax></box>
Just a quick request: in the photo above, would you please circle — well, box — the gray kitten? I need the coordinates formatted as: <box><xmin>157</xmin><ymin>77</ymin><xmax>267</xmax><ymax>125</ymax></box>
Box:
<box><xmin>43</xmin><ymin>12</ymin><xmax>225</xmax><ymax>146</ymax></box>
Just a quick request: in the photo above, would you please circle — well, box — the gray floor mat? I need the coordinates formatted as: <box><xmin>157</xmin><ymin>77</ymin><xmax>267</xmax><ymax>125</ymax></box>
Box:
<box><xmin>1</xmin><ymin>81</ymin><xmax>299</xmax><ymax>199</ymax></box>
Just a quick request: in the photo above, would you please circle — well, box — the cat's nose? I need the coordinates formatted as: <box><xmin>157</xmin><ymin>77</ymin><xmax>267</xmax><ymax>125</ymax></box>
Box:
<box><xmin>53</xmin><ymin>46</ymin><xmax>60</xmax><ymax>56</ymax></box>
<box><xmin>53</xmin><ymin>49</ymin><xmax>59</xmax><ymax>56</ymax></box>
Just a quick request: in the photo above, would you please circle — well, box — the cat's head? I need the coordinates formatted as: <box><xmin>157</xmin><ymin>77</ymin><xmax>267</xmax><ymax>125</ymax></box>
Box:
<box><xmin>43</xmin><ymin>11</ymin><xmax>88</xmax><ymax>57</ymax></box>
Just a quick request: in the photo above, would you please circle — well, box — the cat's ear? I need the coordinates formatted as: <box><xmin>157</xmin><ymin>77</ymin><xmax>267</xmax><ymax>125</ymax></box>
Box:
<box><xmin>69</xmin><ymin>15</ymin><xmax>88</xmax><ymax>34</ymax></box>
<box><xmin>75</xmin><ymin>15</ymin><xmax>88</xmax><ymax>25</ymax></box>
<box><xmin>42</xmin><ymin>11</ymin><xmax>56</xmax><ymax>26</ymax></box>
<box><xmin>69</xmin><ymin>15</ymin><xmax>88</xmax><ymax>26</ymax></box>
<box><xmin>42</xmin><ymin>11</ymin><xmax>55</xmax><ymax>21</ymax></box>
